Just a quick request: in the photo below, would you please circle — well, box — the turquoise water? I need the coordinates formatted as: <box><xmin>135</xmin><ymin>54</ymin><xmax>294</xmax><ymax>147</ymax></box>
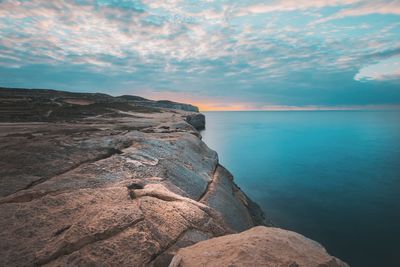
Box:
<box><xmin>201</xmin><ymin>111</ymin><xmax>400</xmax><ymax>267</ymax></box>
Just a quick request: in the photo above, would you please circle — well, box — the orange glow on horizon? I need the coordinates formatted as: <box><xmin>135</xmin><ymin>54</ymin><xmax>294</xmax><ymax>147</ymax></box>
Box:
<box><xmin>134</xmin><ymin>91</ymin><xmax>400</xmax><ymax>112</ymax></box>
<box><xmin>195</xmin><ymin>103</ymin><xmax>400</xmax><ymax>112</ymax></box>
<box><xmin>193</xmin><ymin>102</ymin><xmax>252</xmax><ymax>111</ymax></box>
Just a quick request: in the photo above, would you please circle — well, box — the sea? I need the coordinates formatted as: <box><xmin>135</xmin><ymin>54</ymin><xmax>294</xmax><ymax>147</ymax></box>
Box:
<box><xmin>200</xmin><ymin>111</ymin><xmax>400</xmax><ymax>267</ymax></box>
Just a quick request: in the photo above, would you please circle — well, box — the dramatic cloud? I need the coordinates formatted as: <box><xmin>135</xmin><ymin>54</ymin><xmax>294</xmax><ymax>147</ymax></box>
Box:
<box><xmin>355</xmin><ymin>56</ymin><xmax>400</xmax><ymax>81</ymax></box>
<box><xmin>316</xmin><ymin>1</ymin><xmax>400</xmax><ymax>23</ymax></box>
<box><xmin>0</xmin><ymin>0</ymin><xmax>399</xmax><ymax>109</ymax></box>
<box><xmin>236</xmin><ymin>0</ymin><xmax>362</xmax><ymax>15</ymax></box>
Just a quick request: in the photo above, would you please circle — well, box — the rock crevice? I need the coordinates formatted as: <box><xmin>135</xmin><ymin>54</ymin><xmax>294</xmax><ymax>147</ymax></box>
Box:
<box><xmin>35</xmin><ymin>217</ymin><xmax>145</xmax><ymax>266</ymax></box>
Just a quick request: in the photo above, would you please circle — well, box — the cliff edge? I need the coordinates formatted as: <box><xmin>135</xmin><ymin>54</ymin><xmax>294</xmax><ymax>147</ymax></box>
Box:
<box><xmin>0</xmin><ymin>87</ymin><xmax>346</xmax><ymax>266</ymax></box>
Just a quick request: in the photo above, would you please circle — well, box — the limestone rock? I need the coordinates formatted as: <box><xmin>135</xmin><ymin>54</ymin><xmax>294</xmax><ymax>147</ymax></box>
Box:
<box><xmin>170</xmin><ymin>226</ymin><xmax>349</xmax><ymax>267</ymax></box>
<box><xmin>0</xmin><ymin>88</ymin><xmax>262</xmax><ymax>266</ymax></box>
<box><xmin>185</xmin><ymin>113</ymin><xmax>205</xmax><ymax>130</ymax></box>
<box><xmin>0</xmin><ymin>88</ymin><xmax>346</xmax><ymax>267</ymax></box>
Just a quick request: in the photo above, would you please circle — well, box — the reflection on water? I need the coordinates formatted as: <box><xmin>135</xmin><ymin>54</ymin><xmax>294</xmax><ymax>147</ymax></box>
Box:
<box><xmin>201</xmin><ymin>111</ymin><xmax>400</xmax><ymax>267</ymax></box>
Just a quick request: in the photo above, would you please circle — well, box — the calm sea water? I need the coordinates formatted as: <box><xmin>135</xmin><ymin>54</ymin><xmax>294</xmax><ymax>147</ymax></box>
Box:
<box><xmin>201</xmin><ymin>111</ymin><xmax>400</xmax><ymax>267</ymax></box>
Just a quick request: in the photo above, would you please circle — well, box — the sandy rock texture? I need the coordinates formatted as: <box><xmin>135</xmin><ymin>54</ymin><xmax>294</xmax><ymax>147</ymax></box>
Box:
<box><xmin>170</xmin><ymin>226</ymin><xmax>349</xmax><ymax>267</ymax></box>
<box><xmin>0</xmin><ymin>88</ymin><xmax>265</xmax><ymax>266</ymax></box>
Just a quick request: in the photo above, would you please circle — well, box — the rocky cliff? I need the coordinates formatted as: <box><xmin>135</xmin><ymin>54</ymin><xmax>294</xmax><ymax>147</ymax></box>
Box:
<box><xmin>0</xmin><ymin>87</ymin><xmax>346</xmax><ymax>267</ymax></box>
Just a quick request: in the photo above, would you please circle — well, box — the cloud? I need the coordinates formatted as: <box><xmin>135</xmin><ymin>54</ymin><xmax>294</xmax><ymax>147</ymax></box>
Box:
<box><xmin>0</xmin><ymin>0</ymin><xmax>238</xmax><ymax>72</ymax></box>
<box><xmin>355</xmin><ymin>56</ymin><xmax>400</xmax><ymax>81</ymax></box>
<box><xmin>0</xmin><ymin>0</ymin><xmax>400</xmax><ymax>108</ymax></box>
<box><xmin>96</xmin><ymin>0</ymin><xmax>146</xmax><ymax>12</ymax></box>
<box><xmin>315</xmin><ymin>1</ymin><xmax>400</xmax><ymax>23</ymax></box>
<box><xmin>0</xmin><ymin>0</ymin><xmax>398</xmax><ymax>76</ymax></box>
<box><xmin>236</xmin><ymin>0</ymin><xmax>361</xmax><ymax>15</ymax></box>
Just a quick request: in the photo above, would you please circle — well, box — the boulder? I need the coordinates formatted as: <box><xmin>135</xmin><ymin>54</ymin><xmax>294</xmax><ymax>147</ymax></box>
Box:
<box><xmin>170</xmin><ymin>226</ymin><xmax>349</xmax><ymax>267</ymax></box>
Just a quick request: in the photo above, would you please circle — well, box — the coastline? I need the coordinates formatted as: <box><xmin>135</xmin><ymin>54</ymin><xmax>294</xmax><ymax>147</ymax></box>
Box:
<box><xmin>0</xmin><ymin>88</ymin><xmax>347</xmax><ymax>266</ymax></box>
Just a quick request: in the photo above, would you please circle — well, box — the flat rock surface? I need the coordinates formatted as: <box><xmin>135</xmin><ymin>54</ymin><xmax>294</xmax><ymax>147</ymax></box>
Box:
<box><xmin>0</xmin><ymin>88</ymin><xmax>265</xmax><ymax>266</ymax></box>
<box><xmin>171</xmin><ymin>226</ymin><xmax>349</xmax><ymax>267</ymax></box>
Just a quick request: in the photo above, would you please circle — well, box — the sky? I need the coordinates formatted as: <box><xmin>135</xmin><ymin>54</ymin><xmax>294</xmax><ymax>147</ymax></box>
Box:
<box><xmin>0</xmin><ymin>0</ymin><xmax>399</xmax><ymax>110</ymax></box>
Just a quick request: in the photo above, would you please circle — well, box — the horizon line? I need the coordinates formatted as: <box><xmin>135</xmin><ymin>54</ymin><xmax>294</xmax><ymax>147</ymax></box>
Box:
<box><xmin>198</xmin><ymin>106</ymin><xmax>400</xmax><ymax>112</ymax></box>
<box><xmin>199</xmin><ymin>109</ymin><xmax>400</xmax><ymax>112</ymax></box>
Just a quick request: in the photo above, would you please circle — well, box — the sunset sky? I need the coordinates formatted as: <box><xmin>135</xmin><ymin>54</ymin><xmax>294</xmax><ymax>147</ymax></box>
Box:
<box><xmin>0</xmin><ymin>0</ymin><xmax>399</xmax><ymax>110</ymax></box>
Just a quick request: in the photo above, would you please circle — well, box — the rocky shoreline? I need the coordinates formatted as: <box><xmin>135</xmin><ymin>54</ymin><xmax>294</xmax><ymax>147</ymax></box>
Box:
<box><xmin>0</xmin><ymin>88</ymin><xmax>347</xmax><ymax>266</ymax></box>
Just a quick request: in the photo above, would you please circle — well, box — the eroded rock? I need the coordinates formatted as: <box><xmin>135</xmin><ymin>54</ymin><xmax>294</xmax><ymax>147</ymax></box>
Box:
<box><xmin>0</xmin><ymin>88</ymin><xmax>261</xmax><ymax>267</ymax></box>
<box><xmin>0</xmin><ymin>88</ymin><xmax>346</xmax><ymax>267</ymax></box>
<box><xmin>170</xmin><ymin>226</ymin><xmax>349</xmax><ymax>267</ymax></box>
<box><xmin>185</xmin><ymin>113</ymin><xmax>205</xmax><ymax>130</ymax></box>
